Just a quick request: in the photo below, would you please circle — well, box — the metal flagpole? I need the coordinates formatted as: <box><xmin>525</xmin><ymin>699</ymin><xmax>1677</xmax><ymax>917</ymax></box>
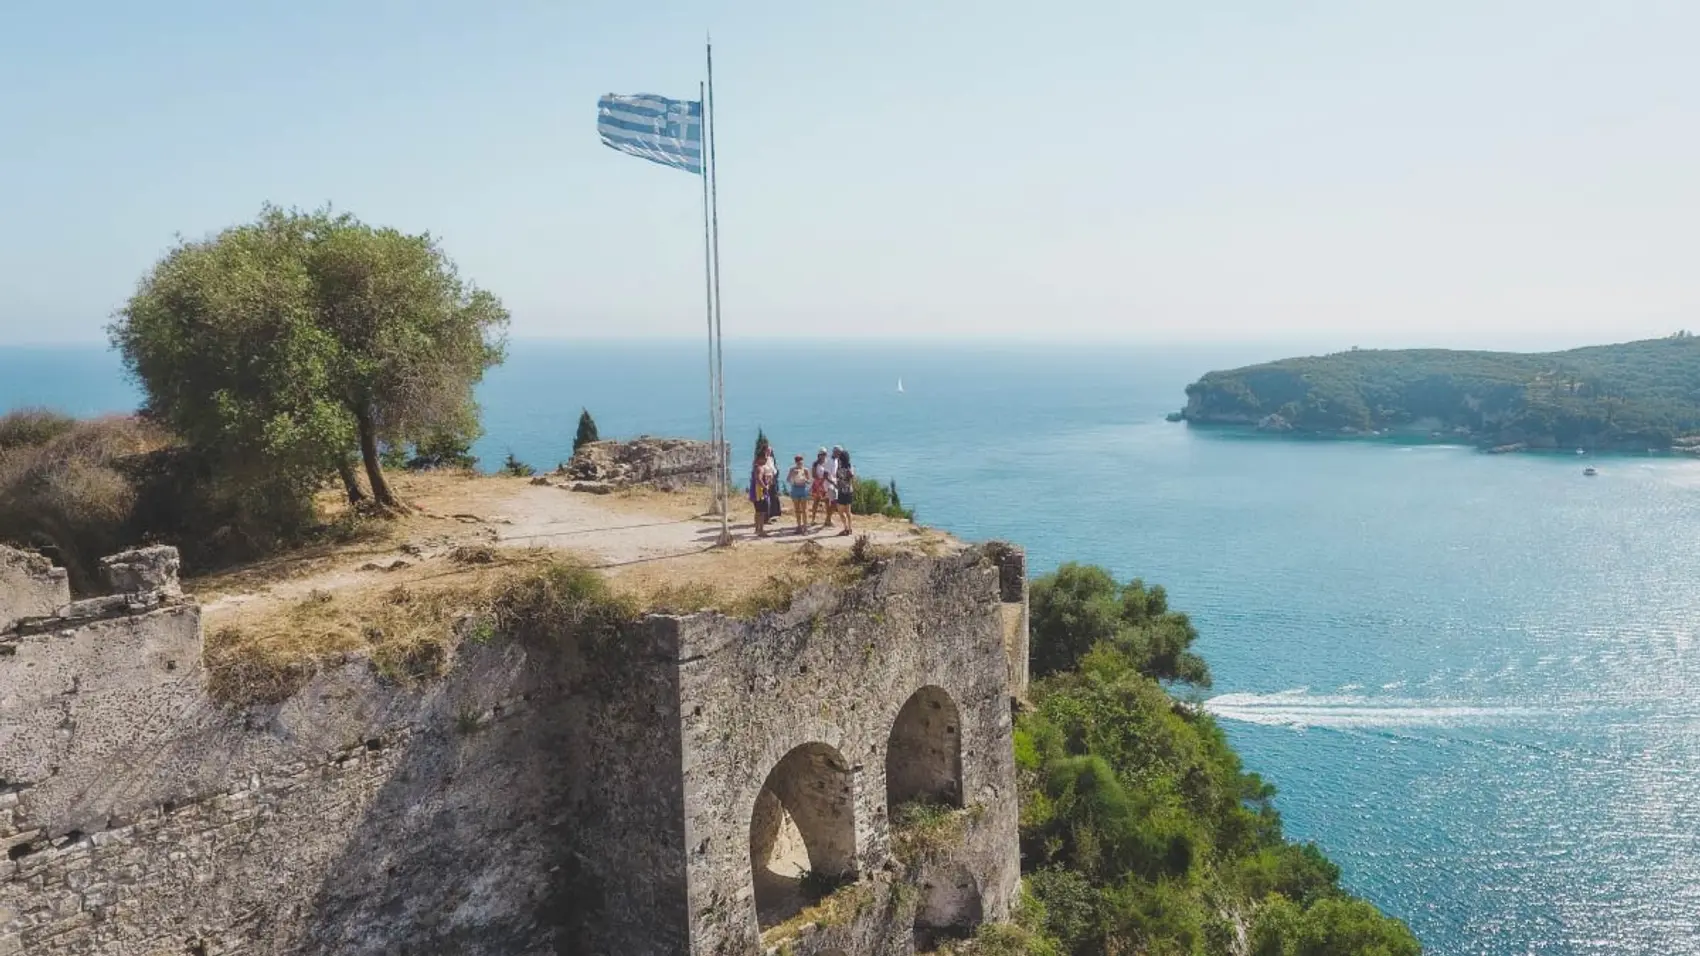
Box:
<box><xmin>708</xmin><ymin>39</ymin><xmax>731</xmax><ymax>546</ymax></box>
<box><xmin>699</xmin><ymin>80</ymin><xmax>723</xmax><ymax>528</ymax></box>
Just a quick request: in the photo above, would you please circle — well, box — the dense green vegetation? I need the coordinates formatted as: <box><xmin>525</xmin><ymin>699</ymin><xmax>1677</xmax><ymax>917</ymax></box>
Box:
<box><xmin>1</xmin><ymin>208</ymin><xmax>508</xmax><ymax>587</ymax></box>
<box><xmin>853</xmin><ymin>477</ymin><xmax>915</xmax><ymax>521</ymax></box>
<box><xmin>989</xmin><ymin>563</ymin><xmax>1419</xmax><ymax>955</ymax></box>
<box><xmin>111</xmin><ymin>204</ymin><xmax>508</xmax><ymax>513</ymax></box>
<box><xmin>1181</xmin><ymin>334</ymin><xmax>1700</xmax><ymax>450</ymax></box>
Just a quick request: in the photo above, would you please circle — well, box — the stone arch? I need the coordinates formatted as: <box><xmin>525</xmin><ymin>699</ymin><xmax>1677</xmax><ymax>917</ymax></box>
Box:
<box><xmin>749</xmin><ymin>742</ymin><xmax>857</xmax><ymax>928</ymax></box>
<box><xmin>885</xmin><ymin>685</ymin><xmax>963</xmax><ymax>811</ymax></box>
<box><xmin>913</xmin><ymin>864</ymin><xmax>984</xmax><ymax>948</ymax></box>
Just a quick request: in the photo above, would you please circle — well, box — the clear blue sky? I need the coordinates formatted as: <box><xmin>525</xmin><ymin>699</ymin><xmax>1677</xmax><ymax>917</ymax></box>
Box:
<box><xmin>3</xmin><ymin>1</ymin><xmax>1696</xmax><ymax>348</ymax></box>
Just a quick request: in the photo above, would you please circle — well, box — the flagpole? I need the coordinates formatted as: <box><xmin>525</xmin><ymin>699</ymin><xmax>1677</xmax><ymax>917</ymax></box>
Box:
<box><xmin>699</xmin><ymin>80</ymin><xmax>723</xmax><ymax>529</ymax></box>
<box><xmin>707</xmin><ymin>39</ymin><xmax>732</xmax><ymax>547</ymax></box>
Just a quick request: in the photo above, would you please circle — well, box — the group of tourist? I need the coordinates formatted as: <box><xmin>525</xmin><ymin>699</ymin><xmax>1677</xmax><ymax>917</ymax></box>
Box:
<box><xmin>749</xmin><ymin>445</ymin><xmax>856</xmax><ymax>538</ymax></box>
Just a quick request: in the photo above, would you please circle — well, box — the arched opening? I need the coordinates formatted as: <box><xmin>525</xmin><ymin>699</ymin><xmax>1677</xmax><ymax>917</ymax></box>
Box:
<box><xmin>749</xmin><ymin>742</ymin><xmax>857</xmax><ymax>928</ymax></box>
<box><xmin>885</xmin><ymin>686</ymin><xmax>963</xmax><ymax>811</ymax></box>
<box><xmin>913</xmin><ymin>865</ymin><xmax>984</xmax><ymax>948</ymax></box>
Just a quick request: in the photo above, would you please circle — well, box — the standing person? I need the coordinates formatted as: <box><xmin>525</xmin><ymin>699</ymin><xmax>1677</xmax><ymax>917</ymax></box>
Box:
<box><xmin>809</xmin><ymin>448</ymin><xmax>831</xmax><ymax>526</ymax></box>
<box><xmin>786</xmin><ymin>455</ymin><xmax>812</xmax><ymax>534</ymax></box>
<box><xmin>749</xmin><ymin>449</ymin><xmax>776</xmax><ymax>538</ymax></box>
<box><xmin>822</xmin><ymin>445</ymin><xmax>844</xmax><ymax>530</ymax></box>
<box><xmin>764</xmin><ymin>448</ymin><xmax>784</xmax><ymax>531</ymax></box>
<box><xmin>834</xmin><ymin>448</ymin><xmax>856</xmax><ymax>537</ymax></box>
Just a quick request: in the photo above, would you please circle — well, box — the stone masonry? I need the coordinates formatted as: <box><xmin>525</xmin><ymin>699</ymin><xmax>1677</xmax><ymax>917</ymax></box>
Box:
<box><xmin>0</xmin><ymin>537</ymin><xmax>1030</xmax><ymax>956</ymax></box>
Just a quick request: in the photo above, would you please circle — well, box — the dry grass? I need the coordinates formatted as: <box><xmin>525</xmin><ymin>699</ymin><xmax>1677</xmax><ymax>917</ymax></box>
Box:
<box><xmin>760</xmin><ymin>879</ymin><xmax>878</xmax><ymax>948</ymax></box>
<box><xmin>0</xmin><ymin>407</ymin><xmax>79</xmax><ymax>451</ymax></box>
<box><xmin>203</xmin><ymin>548</ymin><xmax>566</xmax><ymax>705</ymax></box>
<box><xmin>889</xmin><ymin>802</ymin><xmax>981</xmax><ymax>864</ymax></box>
<box><xmin>612</xmin><ymin>536</ymin><xmax>866</xmax><ymax>619</ymax></box>
<box><xmin>186</xmin><ymin>474</ymin><xmax>962</xmax><ymax>704</ymax></box>
<box><xmin>0</xmin><ymin>415</ymin><xmax>174</xmax><ymax>590</ymax></box>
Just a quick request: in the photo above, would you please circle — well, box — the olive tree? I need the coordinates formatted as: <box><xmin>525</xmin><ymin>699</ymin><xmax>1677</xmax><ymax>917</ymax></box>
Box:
<box><xmin>112</xmin><ymin>205</ymin><xmax>508</xmax><ymax>513</ymax></box>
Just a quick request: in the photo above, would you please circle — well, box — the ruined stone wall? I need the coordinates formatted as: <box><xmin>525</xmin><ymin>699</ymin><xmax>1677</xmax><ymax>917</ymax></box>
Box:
<box><xmin>0</xmin><ymin>546</ymin><xmax>605</xmax><ymax>956</ymax></box>
<box><xmin>2</xmin><ymin>542</ymin><xmax>1025</xmax><ymax>956</ymax></box>
<box><xmin>675</xmin><ymin>549</ymin><xmax>1022</xmax><ymax>956</ymax></box>
<box><xmin>0</xmin><ymin>549</ymin><xmax>68</xmax><ymax>633</ymax></box>
<box><xmin>559</xmin><ymin>438</ymin><xmax>727</xmax><ymax>492</ymax></box>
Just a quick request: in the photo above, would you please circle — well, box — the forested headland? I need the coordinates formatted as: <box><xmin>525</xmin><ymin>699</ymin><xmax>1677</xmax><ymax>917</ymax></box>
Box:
<box><xmin>1178</xmin><ymin>335</ymin><xmax>1700</xmax><ymax>452</ymax></box>
<box><xmin>966</xmin><ymin>563</ymin><xmax>1420</xmax><ymax>955</ymax></box>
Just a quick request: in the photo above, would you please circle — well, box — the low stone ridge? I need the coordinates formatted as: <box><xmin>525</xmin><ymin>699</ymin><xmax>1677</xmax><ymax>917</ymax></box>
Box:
<box><xmin>558</xmin><ymin>436</ymin><xmax>725</xmax><ymax>491</ymax></box>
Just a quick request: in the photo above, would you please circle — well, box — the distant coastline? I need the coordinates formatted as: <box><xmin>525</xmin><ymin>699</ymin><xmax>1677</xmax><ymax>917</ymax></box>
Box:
<box><xmin>1174</xmin><ymin>335</ymin><xmax>1700</xmax><ymax>455</ymax></box>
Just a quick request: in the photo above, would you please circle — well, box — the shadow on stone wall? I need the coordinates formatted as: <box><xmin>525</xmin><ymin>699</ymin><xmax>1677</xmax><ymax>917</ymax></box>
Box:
<box><xmin>294</xmin><ymin>617</ymin><xmax>688</xmax><ymax>956</ymax></box>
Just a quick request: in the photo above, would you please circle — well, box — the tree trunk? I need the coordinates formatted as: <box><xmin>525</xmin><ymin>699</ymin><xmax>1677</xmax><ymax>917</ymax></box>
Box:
<box><xmin>355</xmin><ymin>408</ymin><xmax>402</xmax><ymax>512</ymax></box>
<box><xmin>337</xmin><ymin>456</ymin><xmax>367</xmax><ymax>504</ymax></box>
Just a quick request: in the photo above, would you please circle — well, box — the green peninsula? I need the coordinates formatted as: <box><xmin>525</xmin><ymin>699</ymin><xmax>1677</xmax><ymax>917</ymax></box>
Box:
<box><xmin>1177</xmin><ymin>334</ymin><xmax>1700</xmax><ymax>452</ymax></box>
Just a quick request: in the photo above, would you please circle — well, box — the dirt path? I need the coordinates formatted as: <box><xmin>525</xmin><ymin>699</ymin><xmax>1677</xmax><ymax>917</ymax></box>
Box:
<box><xmin>194</xmin><ymin>474</ymin><xmax>949</xmax><ymax>628</ymax></box>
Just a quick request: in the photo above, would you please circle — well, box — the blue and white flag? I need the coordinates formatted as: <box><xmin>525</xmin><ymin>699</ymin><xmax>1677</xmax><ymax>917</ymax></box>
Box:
<box><xmin>597</xmin><ymin>93</ymin><xmax>703</xmax><ymax>175</ymax></box>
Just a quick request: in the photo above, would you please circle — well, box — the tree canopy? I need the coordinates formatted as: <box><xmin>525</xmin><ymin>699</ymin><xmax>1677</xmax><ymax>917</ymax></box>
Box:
<box><xmin>1181</xmin><ymin>335</ymin><xmax>1700</xmax><ymax>450</ymax></box>
<box><xmin>1013</xmin><ymin>563</ymin><xmax>1420</xmax><ymax>956</ymax></box>
<box><xmin>111</xmin><ymin>205</ymin><xmax>508</xmax><ymax>511</ymax></box>
<box><xmin>1029</xmin><ymin>563</ymin><xmax>1209</xmax><ymax>685</ymax></box>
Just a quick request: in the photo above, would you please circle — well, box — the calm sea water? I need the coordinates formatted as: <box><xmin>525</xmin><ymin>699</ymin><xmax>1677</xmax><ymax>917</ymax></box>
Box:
<box><xmin>6</xmin><ymin>340</ymin><xmax>1700</xmax><ymax>954</ymax></box>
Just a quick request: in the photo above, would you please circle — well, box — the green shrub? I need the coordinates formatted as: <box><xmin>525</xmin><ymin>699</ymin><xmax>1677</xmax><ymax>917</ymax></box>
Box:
<box><xmin>1250</xmin><ymin>896</ymin><xmax>1420</xmax><ymax>956</ymax></box>
<box><xmin>499</xmin><ymin>452</ymin><xmax>535</xmax><ymax>477</ymax></box>
<box><xmin>852</xmin><ymin>477</ymin><xmax>914</xmax><ymax>520</ymax></box>
<box><xmin>405</xmin><ymin>431</ymin><xmax>478</xmax><ymax>470</ymax></box>
<box><xmin>1029</xmin><ymin>564</ymin><xmax>1208</xmax><ymax>685</ymax></box>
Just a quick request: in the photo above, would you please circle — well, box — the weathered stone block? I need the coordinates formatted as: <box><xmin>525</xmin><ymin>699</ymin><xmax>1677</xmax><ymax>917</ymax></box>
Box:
<box><xmin>0</xmin><ymin>545</ymin><xmax>69</xmax><ymax>632</ymax></box>
<box><xmin>96</xmin><ymin>545</ymin><xmax>181</xmax><ymax>597</ymax></box>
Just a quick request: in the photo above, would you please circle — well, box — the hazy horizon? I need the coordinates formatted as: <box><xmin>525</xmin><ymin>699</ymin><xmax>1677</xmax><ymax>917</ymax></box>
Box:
<box><xmin>5</xmin><ymin>1</ymin><xmax>1697</xmax><ymax>346</ymax></box>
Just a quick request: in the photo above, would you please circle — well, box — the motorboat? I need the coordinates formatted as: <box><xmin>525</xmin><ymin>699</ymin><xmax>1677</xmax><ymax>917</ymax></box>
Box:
<box><xmin>1583</xmin><ymin>467</ymin><xmax>1598</xmax><ymax>476</ymax></box>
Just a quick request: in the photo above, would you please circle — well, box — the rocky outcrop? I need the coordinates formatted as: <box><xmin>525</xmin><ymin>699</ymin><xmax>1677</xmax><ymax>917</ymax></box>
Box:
<box><xmin>557</xmin><ymin>437</ymin><xmax>725</xmax><ymax>492</ymax></box>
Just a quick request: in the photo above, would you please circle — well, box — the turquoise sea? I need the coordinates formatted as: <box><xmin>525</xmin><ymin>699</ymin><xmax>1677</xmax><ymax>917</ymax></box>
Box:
<box><xmin>6</xmin><ymin>340</ymin><xmax>1700</xmax><ymax>954</ymax></box>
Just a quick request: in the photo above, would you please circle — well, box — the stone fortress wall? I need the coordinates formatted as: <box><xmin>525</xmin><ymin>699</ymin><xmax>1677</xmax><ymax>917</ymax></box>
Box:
<box><xmin>0</xmin><ymin>535</ymin><xmax>1030</xmax><ymax>956</ymax></box>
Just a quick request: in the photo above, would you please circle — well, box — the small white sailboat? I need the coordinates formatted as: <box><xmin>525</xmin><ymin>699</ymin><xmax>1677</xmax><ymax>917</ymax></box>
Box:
<box><xmin>896</xmin><ymin>378</ymin><xmax>904</xmax><ymax>394</ymax></box>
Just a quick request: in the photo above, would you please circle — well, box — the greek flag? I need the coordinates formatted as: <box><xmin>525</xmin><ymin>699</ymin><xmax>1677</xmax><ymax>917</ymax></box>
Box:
<box><xmin>597</xmin><ymin>93</ymin><xmax>703</xmax><ymax>175</ymax></box>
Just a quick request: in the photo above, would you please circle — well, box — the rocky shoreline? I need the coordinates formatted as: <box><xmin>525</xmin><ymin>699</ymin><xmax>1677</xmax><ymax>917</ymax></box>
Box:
<box><xmin>1173</xmin><ymin>411</ymin><xmax>1700</xmax><ymax>456</ymax></box>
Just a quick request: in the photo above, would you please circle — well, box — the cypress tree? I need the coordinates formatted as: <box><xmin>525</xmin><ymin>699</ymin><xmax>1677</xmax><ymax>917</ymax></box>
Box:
<box><xmin>574</xmin><ymin>409</ymin><xmax>599</xmax><ymax>453</ymax></box>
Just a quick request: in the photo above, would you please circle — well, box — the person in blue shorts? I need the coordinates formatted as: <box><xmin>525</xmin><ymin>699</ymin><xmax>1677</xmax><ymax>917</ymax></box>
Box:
<box><xmin>786</xmin><ymin>455</ymin><xmax>812</xmax><ymax>534</ymax></box>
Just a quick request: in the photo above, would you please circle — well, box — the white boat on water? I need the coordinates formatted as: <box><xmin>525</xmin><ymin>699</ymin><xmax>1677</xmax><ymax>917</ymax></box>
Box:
<box><xmin>896</xmin><ymin>378</ymin><xmax>904</xmax><ymax>393</ymax></box>
<box><xmin>1584</xmin><ymin>467</ymin><xmax>1598</xmax><ymax>476</ymax></box>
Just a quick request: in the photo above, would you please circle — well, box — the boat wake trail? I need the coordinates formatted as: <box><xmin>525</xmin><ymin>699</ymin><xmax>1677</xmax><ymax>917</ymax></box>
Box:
<box><xmin>1202</xmin><ymin>688</ymin><xmax>1544</xmax><ymax>730</ymax></box>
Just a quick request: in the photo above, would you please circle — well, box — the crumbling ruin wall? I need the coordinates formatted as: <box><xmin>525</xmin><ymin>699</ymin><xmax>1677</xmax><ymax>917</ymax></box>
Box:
<box><xmin>0</xmin><ymin>548</ymin><xmax>68</xmax><ymax>633</ymax></box>
<box><xmin>558</xmin><ymin>437</ymin><xmax>726</xmax><ymax>492</ymax></box>
<box><xmin>0</xmin><ymin>545</ymin><xmax>620</xmax><ymax>956</ymax></box>
<box><xmin>674</xmin><ymin>548</ymin><xmax>1022</xmax><ymax>956</ymax></box>
<box><xmin>1</xmin><ymin>541</ymin><xmax>1025</xmax><ymax>956</ymax></box>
